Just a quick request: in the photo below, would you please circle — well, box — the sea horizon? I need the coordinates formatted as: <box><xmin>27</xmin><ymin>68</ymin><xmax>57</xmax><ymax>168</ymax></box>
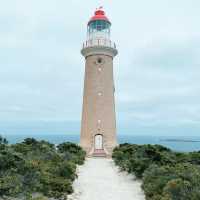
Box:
<box><xmin>0</xmin><ymin>120</ymin><xmax>200</xmax><ymax>152</ymax></box>
<box><xmin>1</xmin><ymin>133</ymin><xmax>200</xmax><ymax>153</ymax></box>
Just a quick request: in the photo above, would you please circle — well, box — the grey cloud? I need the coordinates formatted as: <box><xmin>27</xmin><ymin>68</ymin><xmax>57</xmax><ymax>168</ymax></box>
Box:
<box><xmin>0</xmin><ymin>0</ymin><xmax>200</xmax><ymax>135</ymax></box>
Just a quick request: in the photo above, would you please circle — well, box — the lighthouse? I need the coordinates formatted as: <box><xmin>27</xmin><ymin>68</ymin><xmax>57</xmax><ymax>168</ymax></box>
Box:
<box><xmin>80</xmin><ymin>8</ymin><xmax>118</xmax><ymax>157</ymax></box>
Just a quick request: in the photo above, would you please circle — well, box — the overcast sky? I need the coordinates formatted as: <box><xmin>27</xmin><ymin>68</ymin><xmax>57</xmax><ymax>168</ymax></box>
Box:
<box><xmin>0</xmin><ymin>0</ymin><xmax>200</xmax><ymax>135</ymax></box>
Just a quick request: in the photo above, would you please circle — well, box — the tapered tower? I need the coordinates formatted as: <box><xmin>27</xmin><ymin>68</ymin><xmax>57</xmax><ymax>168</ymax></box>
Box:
<box><xmin>80</xmin><ymin>8</ymin><xmax>118</xmax><ymax>157</ymax></box>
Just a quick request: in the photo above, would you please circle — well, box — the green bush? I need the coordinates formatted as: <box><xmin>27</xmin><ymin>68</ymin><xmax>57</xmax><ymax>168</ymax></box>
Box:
<box><xmin>0</xmin><ymin>174</ymin><xmax>23</xmax><ymax>197</ymax></box>
<box><xmin>112</xmin><ymin>143</ymin><xmax>200</xmax><ymax>200</ymax></box>
<box><xmin>0</xmin><ymin>136</ymin><xmax>8</xmax><ymax>145</ymax></box>
<box><xmin>0</xmin><ymin>138</ymin><xmax>85</xmax><ymax>199</ymax></box>
<box><xmin>41</xmin><ymin>176</ymin><xmax>72</xmax><ymax>198</ymax></box>
<box><xmin>113</xmin><ymin>144</ymin><xmax>175</xmax><ymax>178</ymax></box>
<box><xmin>57</xmin><ymin>142</ymin><xmax>86</xmax><ymax>165</ymax></box>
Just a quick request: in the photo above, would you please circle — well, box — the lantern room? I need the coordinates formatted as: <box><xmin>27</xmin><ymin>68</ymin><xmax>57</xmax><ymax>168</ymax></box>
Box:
<box><xmin>82</xmin><ymin>7</ymin><xmax>117</xmax><ymax>51</ymax></box>
<box><xmin>87</xmin><ymin>8</ymin><xmax>111</xmax><ymax>40</ymax></box>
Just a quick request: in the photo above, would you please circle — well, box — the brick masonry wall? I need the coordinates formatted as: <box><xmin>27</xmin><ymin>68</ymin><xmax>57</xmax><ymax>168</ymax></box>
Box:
<box><xmin>80</xmin><ymin>54</ymin><xmax>118</xmax><ymax>156</ymax></box>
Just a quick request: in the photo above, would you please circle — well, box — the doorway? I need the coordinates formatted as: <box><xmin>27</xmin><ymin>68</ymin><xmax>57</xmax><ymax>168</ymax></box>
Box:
<box><xmin>94</xmin><ymin>134</ymin><xmax>103</xmax><ymax>150</ymax></box>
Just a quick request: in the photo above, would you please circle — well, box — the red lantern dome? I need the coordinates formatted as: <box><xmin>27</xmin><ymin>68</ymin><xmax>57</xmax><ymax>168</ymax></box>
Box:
<box><xmin>88</xmin><ymin>8</ymin><xmax>111</xmax><ymax>25</ymax></box>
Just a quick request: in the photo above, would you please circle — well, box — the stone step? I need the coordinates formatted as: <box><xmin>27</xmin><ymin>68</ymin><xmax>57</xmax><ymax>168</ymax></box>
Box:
<box><xmin>93</xmin><ymin>149</ymin><xmax>106</xmax><ymax>153</ymax></box>
<box><xmin>92</xmin><ymin>149</ymin><xmax>107</xmax><ymax>157</ymax></box>
<box><xmin>92</xmin><ymin>153</ymin><xmax>107</xmax><ymax>157</ymax></box>
<box><xmin>92</xmin><ymin>149</ymin><xmax>106</xmax><ymax>157</ymax></box>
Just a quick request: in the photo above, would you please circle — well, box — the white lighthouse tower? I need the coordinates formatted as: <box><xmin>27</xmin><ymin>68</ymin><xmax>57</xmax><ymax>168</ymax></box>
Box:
<box><xmin>80</xmin><ymin>8</ymin><xmax>118</xmax><ymax>157</ymax></box>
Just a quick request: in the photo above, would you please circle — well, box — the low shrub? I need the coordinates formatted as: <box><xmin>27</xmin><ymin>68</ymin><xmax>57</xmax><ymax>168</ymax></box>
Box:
<box><xmin>112</xmin><ymin>143</ymin><xmax>200</xmax><ymax>200</ymax></box>
<box><xmin>0</xmin><ymin>136</ymin><xmax>85</xmax><ymax>199</ymax></box>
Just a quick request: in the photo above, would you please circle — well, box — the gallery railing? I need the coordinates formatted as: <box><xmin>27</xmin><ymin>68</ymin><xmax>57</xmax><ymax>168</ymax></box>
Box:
<box><xmin>82</xmin><ymin>39</ymin><xmax>116</xmax><ymax>49</ymax></box>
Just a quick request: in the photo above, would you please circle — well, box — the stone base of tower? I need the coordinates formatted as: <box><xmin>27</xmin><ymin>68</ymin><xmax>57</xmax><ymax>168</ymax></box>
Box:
<box><xmin>81</xmin><ymin>144</ymin><xmax>118</xmax><ymax>158</ymax></box>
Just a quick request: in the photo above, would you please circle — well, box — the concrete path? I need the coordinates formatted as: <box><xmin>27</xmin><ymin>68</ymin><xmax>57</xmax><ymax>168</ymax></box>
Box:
<box><xmin>68</xmin><ymin>158</ymin><xmax>145</xmax><ymax>200</ymax></box>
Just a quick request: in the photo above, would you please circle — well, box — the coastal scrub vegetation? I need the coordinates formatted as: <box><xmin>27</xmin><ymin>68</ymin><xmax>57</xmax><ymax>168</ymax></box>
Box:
<box><xmin>112</xmin><ymin>143</ymin><xmax>200</xmax><ymax>200</ymax></box>
<box><xmin>0</xmin><ymin>136</ymin><xmax>86</xmax><ymax>200</ymax></box>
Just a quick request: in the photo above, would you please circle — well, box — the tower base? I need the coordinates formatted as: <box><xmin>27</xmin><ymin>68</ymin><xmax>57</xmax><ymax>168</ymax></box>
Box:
<box><xmin>81</xmin><ymin>145</ymin><xmax>118</xmax><ymax>158</ymax></box>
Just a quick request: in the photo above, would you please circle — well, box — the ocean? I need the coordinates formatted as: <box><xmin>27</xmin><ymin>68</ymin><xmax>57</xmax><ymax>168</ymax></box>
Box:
<box><xmin>1</xmin><ymin>121</ymin><xmax>200</xmax><ymax>152</ymax></box>
<box><xmin>1</xmin><ymin>134</ymin><xmax>200</xmax><ymax>152</ymax></box>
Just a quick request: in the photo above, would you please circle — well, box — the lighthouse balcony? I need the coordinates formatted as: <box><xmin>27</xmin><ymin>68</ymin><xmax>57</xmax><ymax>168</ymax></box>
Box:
<box><xmin>81</xmin><ymin>39</ymin><xmax>118</xmax><ymax>58</ymax></box>
<box><xmin>82</xmin><ymin>39</ymin><xmax>116</xmax><ymax>49</ymax></box>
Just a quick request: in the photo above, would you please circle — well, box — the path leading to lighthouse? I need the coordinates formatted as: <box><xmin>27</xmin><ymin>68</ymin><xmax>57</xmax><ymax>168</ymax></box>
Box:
<box><xmin>68</xmin><ymin>158</ymin><xmax>145</xmax><ymax>200</ymax></box>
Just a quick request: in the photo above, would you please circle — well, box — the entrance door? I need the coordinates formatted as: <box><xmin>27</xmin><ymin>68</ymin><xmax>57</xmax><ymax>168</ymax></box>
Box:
<box><xmin>95</xmin><ymin>134</ymin><xmax>103</xmax><ymax>150</ymax></box>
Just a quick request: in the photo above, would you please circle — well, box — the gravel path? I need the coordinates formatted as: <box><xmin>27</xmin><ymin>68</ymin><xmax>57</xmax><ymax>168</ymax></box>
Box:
<box><xmin>68</xmin><ymin>158</ymin><xmax>145</xmax><ymax>200</ymax></box>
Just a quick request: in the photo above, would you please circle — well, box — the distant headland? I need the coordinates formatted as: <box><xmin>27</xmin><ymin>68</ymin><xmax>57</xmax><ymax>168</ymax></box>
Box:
<box><xmin>160</xmin><ymin>139</ymin><xmax>200</xmax><ymax>143</ymax></box>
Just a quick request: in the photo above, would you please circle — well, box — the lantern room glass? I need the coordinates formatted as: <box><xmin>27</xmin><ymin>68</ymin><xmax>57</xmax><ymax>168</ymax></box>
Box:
<box><xmin>87</xmin><ymin>20</ymin><xmax>111</xmax><ymax>40</ymax></box>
